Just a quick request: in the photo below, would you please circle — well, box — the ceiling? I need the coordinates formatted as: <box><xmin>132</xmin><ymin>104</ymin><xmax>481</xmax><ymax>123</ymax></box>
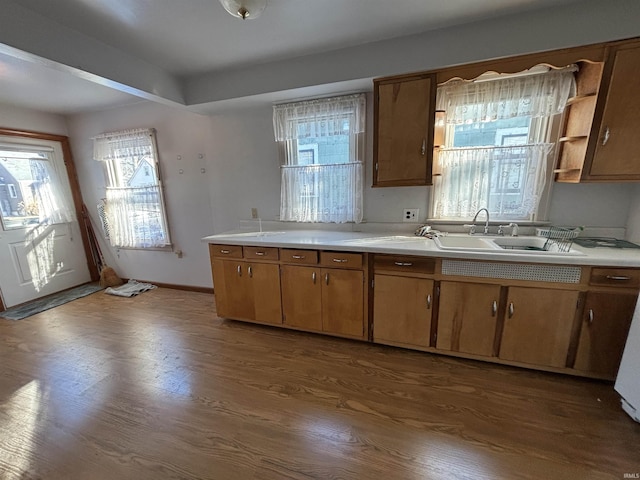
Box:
<box><xmin>0</xmin><ymin>0</ymin><xmax>586</xmax><ymax>115</ymax></box>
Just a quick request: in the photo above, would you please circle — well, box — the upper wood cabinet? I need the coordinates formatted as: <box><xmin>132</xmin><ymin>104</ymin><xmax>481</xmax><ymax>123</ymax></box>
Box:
<box><xmin>373</xmin><ymin>73</ymin><xmax>436</xmax><ymax>187</ymax></box>
<box><xmin>586</xmin><ymin>42</ymin><xmax>640</xmax><ymax>179</ymax></box>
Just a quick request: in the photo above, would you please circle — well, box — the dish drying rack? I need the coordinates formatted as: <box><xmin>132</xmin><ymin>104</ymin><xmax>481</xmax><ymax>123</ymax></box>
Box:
<box><xmin>535</xmin><ymin>226</ymin><xmax>582</xmax><ymax>252</ymax></box>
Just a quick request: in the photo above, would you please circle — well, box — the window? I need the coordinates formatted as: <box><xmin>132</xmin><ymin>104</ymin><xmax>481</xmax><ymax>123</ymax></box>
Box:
<box><xmin>273</xmin><ymin>93</ymin><xmax>366</xmax><ymax>223</ymax></box>
<box><xmin>8</xmin><ymin>184</ymin><xmax>17</xmax><ymax>198</ymax></box>
<box><xmin>431</xmin><ymin>67</ymin><xmax>576</xmax><ymax>222</ymax></box>
<box><xmin>93</xmin><ymin>128</ymin><xmax>171</xmax><ymax>248</ymax></box>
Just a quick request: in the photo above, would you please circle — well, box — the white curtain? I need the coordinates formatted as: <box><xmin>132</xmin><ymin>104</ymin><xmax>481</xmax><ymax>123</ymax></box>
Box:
<box><xmin>93</xmin><ymin>128</ymin><xmax>171</xmax><ymax>248</ymax></box>
<box><xmin>274</xmin><ymin>93</ymin><xmax>366</xmax><ymax>223</ymax></box>
<box><xmin>29</xmin><ymin>157</ymin><xmax>76</xmax><ymax>225</ymax></box>
<box><xmin>104</xmin><ymin>186</ymin><xmax>169</xmax><ymax>248</ymax></box>
<box><xmin>433</xmin><ymin>144</ymin><xmax>552</xmax><ymax>220</ymax></box>
<box><xmin>437</xmin><ymin>67</ymin><xmax>577</xmax><ymax>124</ymax></box>
<box><xmin>273</xmin><ymin>94</ymin><xmax>366</xmax><ymax>141</ymax></box>
<box><xmin>433</xmin><ymin>67</ymin><xmax>576</xmax><ymax>221</ymax></box>
<box><xmin>280</xmin><ymin>162</ymin><xmax>363</xmax><ymax>223</ymax></box>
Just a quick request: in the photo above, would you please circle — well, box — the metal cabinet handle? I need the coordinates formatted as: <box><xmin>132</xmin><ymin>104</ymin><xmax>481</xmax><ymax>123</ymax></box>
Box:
<box><xmin>492</xmin><ymin>300</ymin><xmax>497</xmax><ymax>317</ymax></box>
<box><xmin>606</xmin><ymin>275</ymin><xmax>631</xmax><ymax>281</ymax></box>
<box><xmin>588</xmin><ymin>309</ymin><xmax>594</xmax><ymax>324</ymax></box>
<box><xmin>602</xmin><ymin>127</ymin><xmax>610</xmax><ymax>146</ymax></box>
<box><xmin>394</xmin><ymin>262</ymin><xmax>413</xmax><ymax>267</ymax></box>
<box><xmin>292</xmin><ymin>255</ymin><xmax>305</xmax><ymax>259</ymax></box>
<box><xmin>248</xmin><ymin>265</ymin><xmax>253</xmax><ymax>278</ymax></box>
<box><xmin>220</xmin><ymin>249</ymin><xmax>230</xmax><ymax>254</ymax></box>
<box><xmin>325</xmin><ymin>273</ymin><xmax>329</xmax><ymax>285</ymax></box>
<box><xmin>421</xmin><ymin>138</ymin><xmax>426</xmax><ymax>155</ymax></box>
<box><xmin>312</xmin><ymin>271</ymin><xmax>316</xmax><ymax>284</ymax></box>
<box><xmin>332</xmin><ymin>258</ymin><xmax>348</xmax><ymax>263</ymax></box>
<box><xmin>426</xmin><ymin>294</ymin><xmax>432</xmax><ymax>309</ymax></box>
<box><xmin>255</xmin><ymin>252</ymin><xmax>266</xmax><ymax>256</ymax></box>
<box><xmin>508</xmin><ymin>302</ymin><xmax>514</xmax><ymax>318</ymax></box>
<box><xmin>237</xmin><ymin>265</ymin><xmax>242</xmax><ymax>276</ymax></box>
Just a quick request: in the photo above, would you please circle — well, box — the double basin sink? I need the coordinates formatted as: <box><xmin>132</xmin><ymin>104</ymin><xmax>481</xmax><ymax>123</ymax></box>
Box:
<box><xmin>344</xmin><ymin>234</ymin><xmax>583</xmax><ymax>256</ymax></box>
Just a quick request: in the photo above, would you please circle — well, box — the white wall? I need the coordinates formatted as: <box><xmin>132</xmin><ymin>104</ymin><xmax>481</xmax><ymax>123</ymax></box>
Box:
<box><xmin>66</xmin><ymin>101</ymin><xmax>215</xmax><ymax>288</ymax></box>
<box><xmin>625</xmin><ymin>185</ymin><xmax>640</xmax><ymax>243</ymax></box>
<box><xmin>0</xmin><ymin>102</ymin><xmax>68</xmax><ymax>135</ymax></box>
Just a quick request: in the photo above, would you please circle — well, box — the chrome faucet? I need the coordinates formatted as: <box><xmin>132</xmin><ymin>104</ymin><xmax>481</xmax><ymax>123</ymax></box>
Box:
<box><xmin>465</xmin><ymin>208</ymin><xmax>490</xmax><ymax>235</ymax></box>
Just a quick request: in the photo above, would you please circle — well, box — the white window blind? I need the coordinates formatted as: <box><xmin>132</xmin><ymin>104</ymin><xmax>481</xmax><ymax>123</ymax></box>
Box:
<box><xmin>93</xmin><ymin>128</ymin><xmax>171</xmax><ymax>249</ymax></box>
<box><xmin>273</xmin><ymin>93</ymin><xmax>366</xmax><ymax>223</ymax></box>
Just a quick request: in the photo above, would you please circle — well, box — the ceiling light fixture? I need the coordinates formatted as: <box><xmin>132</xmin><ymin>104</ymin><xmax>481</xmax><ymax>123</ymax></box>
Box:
<box><xmin>219</xmin><ymin>0</ymin><xmax>267</xmax><ymax>20</ymax></box>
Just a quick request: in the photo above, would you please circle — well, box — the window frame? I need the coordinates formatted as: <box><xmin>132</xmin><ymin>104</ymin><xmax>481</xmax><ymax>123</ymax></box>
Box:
<box><xmin>95</xmin><ymin>129</ymin><xmax>172</xmax><ymax>250</ymax></box>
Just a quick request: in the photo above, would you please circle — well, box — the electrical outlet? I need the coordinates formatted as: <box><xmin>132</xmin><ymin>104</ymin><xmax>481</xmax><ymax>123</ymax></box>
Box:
<box><xmin>251</xmin><ymin>208</ymin><xmax>258</xmax><ymax>219</ymax></box>
<box><xmin>403</xmin><ymin>208</ymin><xmax>419</xmax><ymax>222</ymax></box>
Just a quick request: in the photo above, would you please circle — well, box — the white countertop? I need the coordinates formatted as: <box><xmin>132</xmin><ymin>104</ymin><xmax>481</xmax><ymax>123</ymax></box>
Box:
<box><xmin>202</xmin><ymin>230</ymin><xmax>640</xmax><ymax>267</ymax></box>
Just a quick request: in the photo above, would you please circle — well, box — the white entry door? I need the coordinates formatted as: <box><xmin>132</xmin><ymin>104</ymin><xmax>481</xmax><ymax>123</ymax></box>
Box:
<box><xmin>0</xmin><ymin>136</ymin><xmax>91</xmax><ymax>308</ymax></box>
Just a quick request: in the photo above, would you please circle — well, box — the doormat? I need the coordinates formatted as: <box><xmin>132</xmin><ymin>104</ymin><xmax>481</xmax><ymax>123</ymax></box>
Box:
<box><xmin>0</xmin><ymin>283</ymin><xmax>104</xmax><ymax>321</ymax></box>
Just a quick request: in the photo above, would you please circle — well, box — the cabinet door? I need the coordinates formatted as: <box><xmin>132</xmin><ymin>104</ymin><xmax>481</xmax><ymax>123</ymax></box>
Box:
<box><xmin>437</xmin><ymin>282</ymin><xmax>501</xmax><ymax>357</ymax></box>
<box><xmin>248</xmin><ymin>263</ymin><xmax>282</xmax><ymax>325</ymax></box>
<box><xmin>373</xmin><ymin>274</ymin><xmax>433</xmax><ymax>348</ymax></box>
<box><xmin>321</xmin><ymin>268</ymin><xmax>364</xmax><ymax>338</ymax></box>
<box><xmin>500</xmin><ymin>287</ymin><xmax>579</xmax><ymax>368</ymax></box>
<box><xmin>212</xmin><ymin>259</ymin><xmax>253</xmax><ymax>320</ymax></box>
<box><xmin>374</xmin><ymin>75</ymin><xmax>434</xmax><ymax>186</ymax></box>
<box><xmin>589</xmin><ymin>43</ymin><xmax>640</xmax><ymax>178</ymax></box>
<box><xmin>281</xmin><ymin>265</ymin><xmax>322</xmax><ymax>331</ymax></box>
<box><xmin>573</xmin><ymin>291</ymin><xmax>637</xmax><ymax>377</ymax></box>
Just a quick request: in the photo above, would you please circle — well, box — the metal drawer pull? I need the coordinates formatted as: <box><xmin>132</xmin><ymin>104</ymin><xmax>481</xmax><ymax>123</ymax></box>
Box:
<box><xmin>426</xmin><ymin>294</ymin><xmax>432</xmax><ymax>309</ymax></box>
<box><xmin>312</xmin><ymin>271</ymin><xmax>316</xmax><ymax>284</ymax></box>
<box><xmin>292</xmin><ymin>255</ymin><xmax>305</xmax><ymax>259</ymax></box>
<box><xmin>605</xmin><ymin>275</ymin><xmax>631</xmax><ymax>281</ymax></box>
<box><xmin>421</xmin><ymin>138</ymin><xmax>426</xmax><ymax>155</ymax></box>
<box><xmin>492</xmin><ymin>300</ymin><xmax>497</xmax><ymax>317</ymax></box>
<box><xmin>237</xmin><ymin>265</ymin><xmax>242</xmax><ymax>276</ymax></box>
<box><xmin>255</xmin><ymin>252</ymin><xmax>266</xmax><ymax>256</ymax></box>
<box><xmin>332</xmin><ymin>258</ymin><xmax>348</xmax><ymax>263</ymax></box>
<box><xmin>508</xmin><ymin>302</ymin><xmax>514</xmax><ymax>318</ymax></box>
<box><xmin>220</xmin><ymin>249</ymin><xmax>230</xmax><ymax>254</ymax></box>
<box><xmin>248</xmin><ymin>266</ymin><xmax>253</xmax><ymax>278</ymax></box>
<box><xmin>602</xmin><ymin>127</ymin><xmax>610</xmax><ymax>146</ymax></box>
<box><xmin>588</xmin><ymin>309</ymin><xmax>594</xmax><ymax>324</ymax></box>
<box><xmin>394</xmin><ymin>262</ymin><xmax>413</xmax><ymax>267</ymax></box>
<box><xmin>325</xmin><ymin>273</ymin><xmax>329</xmax><ymax>285</ymax></box>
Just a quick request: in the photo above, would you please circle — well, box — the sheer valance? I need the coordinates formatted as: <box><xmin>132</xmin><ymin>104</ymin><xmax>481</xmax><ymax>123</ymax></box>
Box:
<box><xmin>433</xmin><ymin>144</ymin><xmax>552</xmax><ymax>220</ymax></box>
<box><xmin>93</xmin><ymin>128</ymin><xmax>155</xmax><ymax>162</ymax></box>
<box><xmin>273</xmin><ymin>94</ymin><xmax>366</xmax><ymax>141</ymax></box>
<box><xmin>436</xmin><ymin>67</ymin><xmax>577</xmax><ymax>124</ymax></box>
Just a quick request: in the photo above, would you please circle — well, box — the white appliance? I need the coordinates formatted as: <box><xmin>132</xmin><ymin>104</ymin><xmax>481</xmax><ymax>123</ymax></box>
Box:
<box><xmin>615</xmin><ymin>300</ymin><xmax>640</xmax><ymax>423</ymax></box>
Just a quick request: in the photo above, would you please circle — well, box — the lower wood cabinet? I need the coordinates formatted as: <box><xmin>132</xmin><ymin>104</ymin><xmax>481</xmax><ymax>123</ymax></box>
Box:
<box><xmin>573</xmin><ymin>291</ymin><xmax>638</xmax><ymax>377</ymax></box>
<box><xmin>211</xmin><ymin>259</ymin><xmax>282</xmax><ymax>325</ymax></box>
<box><xmin>436</xmin><ymin>281</ymin><xmax>501</xmax><ymax>357</ymax></box>
<box><xmin>281</xmin><ymin>265</ymin><xmax>364</xmax><ymax>338</ymax></box>
<box><xmin>499</xmin><ymin>287</ymin><xmax>580</xmax><ymax>368</ymax></box>
<box><xmin>373</xmin><ymin>274</ymin><xmax>434</xmax><ymax>348</ymax></box>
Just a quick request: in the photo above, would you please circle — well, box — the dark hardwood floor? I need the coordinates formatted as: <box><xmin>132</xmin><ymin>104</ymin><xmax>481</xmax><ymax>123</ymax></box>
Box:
<box><xmin>0</xmin><ymin>287</ymin><xmax>638</xmax><ymax>479</ymax></box>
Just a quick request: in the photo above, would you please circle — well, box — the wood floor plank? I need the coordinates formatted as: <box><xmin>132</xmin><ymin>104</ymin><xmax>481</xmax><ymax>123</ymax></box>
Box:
<box><xmin>0</xmin><ymin>287</ymin><xmax>638</xmax><ymax>479</ymax></box>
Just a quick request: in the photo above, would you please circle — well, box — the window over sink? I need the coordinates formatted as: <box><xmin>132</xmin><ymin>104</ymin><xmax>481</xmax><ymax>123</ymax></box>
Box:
<box><xmin>430</xmin><ymin>66</ymin><xmax>577</xmax><ymax>222</ymax></box>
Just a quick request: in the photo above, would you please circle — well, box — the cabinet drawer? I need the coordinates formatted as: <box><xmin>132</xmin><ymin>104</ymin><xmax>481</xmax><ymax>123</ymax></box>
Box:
<box><xmin>374</xmin><ymin>255</ymin><xmax>435</xmax><ymax>274</ymax></box>
<box><xmin>243</xmin><ymin>246</ymin><xmax>279</xmax><ymax>261</ymax></box>
<box><xmin>320</xmin><ymin>251</ymin><xmax>363</xmax><ymax>269</ymax></box>
<box><xmin>210</xmin><ymin>244</ymin><xmax>243</xmax><ymax>259</ymax></box>
<box><xmin>280</xmin><ymin>249</ymin><xmax>318</xmax><ymax>265</ymax></box>
<box><xmin>590</xmin><ymin>268</ymin><xmax>640</xmax><ymax>288</ymax></box>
